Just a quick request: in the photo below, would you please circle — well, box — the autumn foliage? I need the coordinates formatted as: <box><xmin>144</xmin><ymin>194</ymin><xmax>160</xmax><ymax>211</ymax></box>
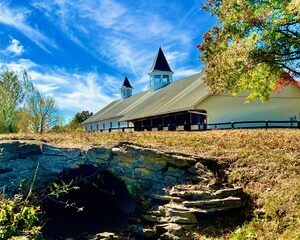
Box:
<box><xmin>199</xmin><ymin>0</ymin><xmax>300</xmax><ymax>101</ymax></box>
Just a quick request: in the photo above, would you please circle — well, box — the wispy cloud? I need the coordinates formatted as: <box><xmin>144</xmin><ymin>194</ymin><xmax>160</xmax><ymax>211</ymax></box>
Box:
<box><xmin>174</xmin><ymin>68</ymin><xmax>201</xmax><ymax>79</ymax></box>
<box><xmin>31</xmin><ymin>0</ymin><xmax>198</xmax><ymax>80</ymax></box>
<box><xmin>0</xmin><ymin>2</ymin><xmax>56</xmax><ymax>52</ymax></box>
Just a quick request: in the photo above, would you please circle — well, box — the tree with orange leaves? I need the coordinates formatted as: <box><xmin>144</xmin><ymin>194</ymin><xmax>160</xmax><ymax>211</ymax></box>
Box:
<box><xmin>199</xmin><ymin>0</ymin><xmax>299</xmax><ymax>101</ymax></box>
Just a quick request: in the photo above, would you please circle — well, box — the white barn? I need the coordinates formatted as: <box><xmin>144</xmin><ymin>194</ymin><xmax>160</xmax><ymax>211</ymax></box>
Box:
<box><xmin>83</xmin><ymin>48</ymin><xmax>300</xmax><ymax>131</ymax></box>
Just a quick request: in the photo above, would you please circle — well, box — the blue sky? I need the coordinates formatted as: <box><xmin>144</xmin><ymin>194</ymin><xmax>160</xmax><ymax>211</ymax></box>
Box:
<box><xmin>0</xmin><ymin>0</ymin><xmax>216</xmax><ymax>121</ymax></box>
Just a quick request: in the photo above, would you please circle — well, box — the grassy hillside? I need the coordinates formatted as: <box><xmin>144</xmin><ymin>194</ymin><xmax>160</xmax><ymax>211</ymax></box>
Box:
<box><xmin>0</xmin><ymin>130</ymin><xmax>299</xmax><ymax>239</ymax></box>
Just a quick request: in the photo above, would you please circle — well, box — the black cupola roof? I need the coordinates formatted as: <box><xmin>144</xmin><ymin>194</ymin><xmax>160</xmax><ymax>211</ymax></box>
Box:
<box><xmin>121</xmin><ymin>77</ymin><xmax>133</xmax><ymax>88</ymax></box>
<box><xmin>149</xmin><ymin>47</ymin><xmax>173</xmax><ymax>73</ymax></box>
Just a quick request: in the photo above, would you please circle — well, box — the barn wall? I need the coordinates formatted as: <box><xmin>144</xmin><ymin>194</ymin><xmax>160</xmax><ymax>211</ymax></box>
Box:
<box><xmin>84</xmin><ymin>117</ymin><xmax>133</xmax><ymax>132</ymax></box>
<box><xmin>195</xmin><ymin>85</ymin><xmax>300</xmax><ymax>125</ymax></box>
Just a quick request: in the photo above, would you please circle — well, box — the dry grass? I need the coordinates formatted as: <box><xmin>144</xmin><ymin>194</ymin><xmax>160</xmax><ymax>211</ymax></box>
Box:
<box><xmin>0</xmin><ymin>130</ymin><xmax>299</xmax><ymax>239</ymax></box>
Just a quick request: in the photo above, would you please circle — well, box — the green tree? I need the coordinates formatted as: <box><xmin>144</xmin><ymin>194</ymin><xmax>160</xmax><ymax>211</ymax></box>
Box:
<box><xmin>199</xmin><ymin>0</ymin><xmax>300</xmax><ymax>101</ymax></box>
<box><xmin>74</xmin><ymin>111</ymin><xmax>93</xmax><ymax>123</ymax></box>
<box><xmin>64</xmin><ymin>111</ymin><xmax>93</xmax><ymax>132</ymax></box>
<box><xmin>0</xmin><ymin>67</ymin><xmax>27</xmax><ymax>132</ymax></box>
<box><xmin>25</xmin><ymin>82</ymin><xmax>59</xmax><ymax>133</ymax></box>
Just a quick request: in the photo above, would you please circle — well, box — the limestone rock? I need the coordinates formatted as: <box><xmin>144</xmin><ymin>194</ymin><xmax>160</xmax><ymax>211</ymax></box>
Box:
<box><xmin>182</xmin><ymin>196</ymin><xmax>243</xmax><ymax>209</ymax></box>
<box><xmin>160</xmin><ymin>216</ymin><xmax>198</xmax><ymax>224</ymax></box>
<box><xmin>169</xmin><ymin>190</ymin><xmax>214</xmax><ymax>201</ymax></box>
<box><xmin>152</xmin><ymin>194</ymin><xmax>182</xmax><ymax>203</ymax></box>
<box><xmin>0</xmin><ymin>141</ymin><xmax>246</xmax><ymax>240</ymax></box>
<box><xmin>143</xmin><ymin>228</ymin><xmax>156</xmax><ymax>239</ymax></box>
<box><xmin>160</xmin><ymin>232</ymin><xmax>181</xmax><ymax>240</ymax></box>
<box><xmin>157</xmin><ymin>223</ymin><xmax>193</xmax><ymax>240</ymax></box>
<box><xmin>90</xmin><ymin>232</ymin><xmax>121</xmax><ymax>240</ymax></box>
<box><xmin>143</xmin><ymin>214</ymin><xmax>160</xmax><ymax>223</ymax></box>
<box><xmin>213</xmin><ymin>187</ymin><xmax>244</xmax><ymax>198</ymax></box>
<box><xmin>131</xmin><ymin>225</ymin><xmax>157</xmax><ymax>239</ymax></box>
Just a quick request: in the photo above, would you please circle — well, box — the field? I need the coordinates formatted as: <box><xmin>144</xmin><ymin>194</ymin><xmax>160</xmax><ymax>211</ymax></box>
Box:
<box><xmin>0</xmin><ymin>130</ymin><xmax>299</xmax><ymax>239</ymax></box>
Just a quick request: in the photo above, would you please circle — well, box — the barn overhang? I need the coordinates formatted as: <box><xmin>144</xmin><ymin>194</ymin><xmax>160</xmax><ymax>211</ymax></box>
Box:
<box><xmin>129</xmin><ymin>109</ymin><xmax>207</xmax><ymax>131</ymax></box>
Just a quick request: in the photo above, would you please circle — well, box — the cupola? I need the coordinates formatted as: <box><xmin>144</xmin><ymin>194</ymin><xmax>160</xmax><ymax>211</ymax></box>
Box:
<box><xmin>149</xmin><ymin>47</ymin><xmax>173</xmax><ymax>91</ymax></box>
<box><xmin>120</xmin><ymin>77</ymin><xmax>133</xmax><ymax>99</ymax></box>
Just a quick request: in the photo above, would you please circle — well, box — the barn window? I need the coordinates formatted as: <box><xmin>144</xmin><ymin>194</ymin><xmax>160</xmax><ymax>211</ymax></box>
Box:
<box><xmin>191</xmin><ymin>114</ymin><xmax>200</xmax><ymax>124</ymax></box>
<box><xmin>142</xmin><ymin>119</ymin><xmax>151</xmax><ymax>128</ymax></box>
<box><xmin>162</xmin><ymin>75</ymin><xmax>169</xmax><ymax>82</ymax></box>
<box><xmin>152</xmin><ymin>117</ymin><xmax>163</xmax><ymax>127</ymax></box>
<box><xmin>154</xmin><ymin>75</ymin><xmax>161</xmax><ymax>82</ymax></box>
<box><xmin>163</xmin><ymin>116</ymin><xmax>170</xmax><ymax>126</ymax></box>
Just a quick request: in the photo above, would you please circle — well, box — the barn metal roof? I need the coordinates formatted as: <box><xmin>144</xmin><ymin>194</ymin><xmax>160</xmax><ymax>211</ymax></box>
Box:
<box><xmin>83</xmin><ymin>73</ymin><xmax>211</xmax><ymax>124</ymax></box>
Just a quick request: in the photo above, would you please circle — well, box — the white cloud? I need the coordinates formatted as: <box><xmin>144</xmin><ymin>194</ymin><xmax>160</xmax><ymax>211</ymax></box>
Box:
<box><xmin>0</xmin><ymin>2</ymin><xmax>56</xmax><ymax>52</ymax></box>
<box><xmin>54</xmin><ymin>72</ymin><xmax>114</xmax><ymax>112</ymax></box>
<box><xmin>1</xmin><ymin>58</ymin><xmax>116</xmax><ymax>113</ymax></box>
<box><xmin>174</xmin><ymin>68</ymin><xmax>200</xmax><ymax>79</ymax></box>
<box><xmin>3</xmin><ymin>58</ymin><xmax>37</xmax><ymax>72</ymax></box>
<box><xmin>5</xmin><ymin>38</ymin><xmax>24</xmax><ymax>56</ymax></box>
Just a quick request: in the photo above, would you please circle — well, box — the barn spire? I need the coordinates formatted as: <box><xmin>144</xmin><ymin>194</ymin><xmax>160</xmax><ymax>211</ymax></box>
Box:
<box><xmin>149</xmin><ymin>47</ymin><xmax>173</xmax><ymax>91</ymax></box>
<box><xmin>121</xmin><ymin>77</ymin><xmax>133</xmax><ymax>99</ymax></box>
<box><xmin>149</xmin><ymin>47</ymin><xmax>173</xmax><ymax>73</ymax></box>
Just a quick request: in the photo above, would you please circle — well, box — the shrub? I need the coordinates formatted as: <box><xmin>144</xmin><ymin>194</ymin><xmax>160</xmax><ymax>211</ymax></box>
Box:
<box><xmin>0</xmin><ymin>194</ymin><xmax>42</xmax><ymax>240</ymax></box>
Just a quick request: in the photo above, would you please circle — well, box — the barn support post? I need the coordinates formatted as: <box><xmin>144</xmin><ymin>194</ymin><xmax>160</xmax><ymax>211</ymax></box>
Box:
<box><xmin>265</xmin><ymin>120</ymin><xmax>269</xmax><ymax>129</ymax></box>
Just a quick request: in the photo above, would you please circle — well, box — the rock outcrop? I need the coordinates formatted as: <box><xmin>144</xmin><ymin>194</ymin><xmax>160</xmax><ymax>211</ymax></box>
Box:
<box><xmin>0</xmin><ymin>141</ymin><xmax>246</xmax><ymax>240</ymax></box>
<box><xmin>142</xmin><ymin>162</ymin><xmax>245</xmax><ymax>239</ymax></box>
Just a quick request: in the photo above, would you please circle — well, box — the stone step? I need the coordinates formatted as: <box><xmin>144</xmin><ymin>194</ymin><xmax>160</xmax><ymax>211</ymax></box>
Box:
<box><xmin>213</xmin><ymin>187</ymin><xmax>244</xmax><ymax>198</ymax></box>
<box><xmin>166</xmin><ymin>201</ymin><xmax>246</xmax><ymax>214</ymax></box>
<box><xmin>147</xmin><ymin>210</ymin><xmax>165</xmax><ymax>217</ymax></box>
<box><xmin>157</xmin><ymin>223</ymin><xmax>195</xmax><ymax>240</ymax></box>
<box><xmin>164</xmin><ymin>208</ymin><xmax>197</xmax><ymax>220</ymax></box>
<box><xmin>167</xmin><ymin>184</ymin><xmax>210</xmax><ymax>193</ymax></box>
<box><xmin>168</xmin><ymin>190</ymin><xmax>215</xmax><ymax>201</ymax></box>
<box><xmin>159</xmin><ymin>216</ymin><xmax>198</xmax><ymax>224</ymax></box>
<box><xmin>143</xmin><ymin>214</ymin><xmax>198</xmax><ymax>224</ymax></box>
<box><xmin>182</xmin><ymin>196</ymin><xmax>243</xmax><ymax>209</ymax></box>
<box><xmin>165</xmin><ymin>203</ymin><xmax>192</xmax><ymax>211</ymax></box>
<box><xmin>164</xmin><ymin>203</ymin><xmax>212</xmax><ymax>215</ymax></box>
<box><xmin>152</xmin><ymin>194</ymin><xmax>183</xmax><ymax>203</ymax></box>
<box><xmin>143</xmin><ymin>214</ymin><xmax>160</xmax><ymax>223</ymax></box>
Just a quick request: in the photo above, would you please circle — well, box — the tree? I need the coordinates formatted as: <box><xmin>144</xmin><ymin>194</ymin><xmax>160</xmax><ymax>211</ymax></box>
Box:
<box><xmin>199</xmin><ymin>0</ymin><xmax>300</xmax><ymax>101</ymax></box>
<box><xmin>74</xmin><ymin>111</ymin><xmax>93</xmax><ymax>123</ymax></box>
<box><xmin>15</xmin><ymin>108</ymin><xmax>31</xmax><ymax>133</ymax></box>
<box><xmin>25</xmin><ymin>82</ymin><xmax>59</xmax><ymax>133</ymax></box>
<box><xmin>0</xmin><ymin>67</ymin><xmax>27</xmax><ymax>132</ymax></box>
<box><xmin>65</xmin><ymin>111</ymin><xmax>93</xmax><ymax>131</ymax></box>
